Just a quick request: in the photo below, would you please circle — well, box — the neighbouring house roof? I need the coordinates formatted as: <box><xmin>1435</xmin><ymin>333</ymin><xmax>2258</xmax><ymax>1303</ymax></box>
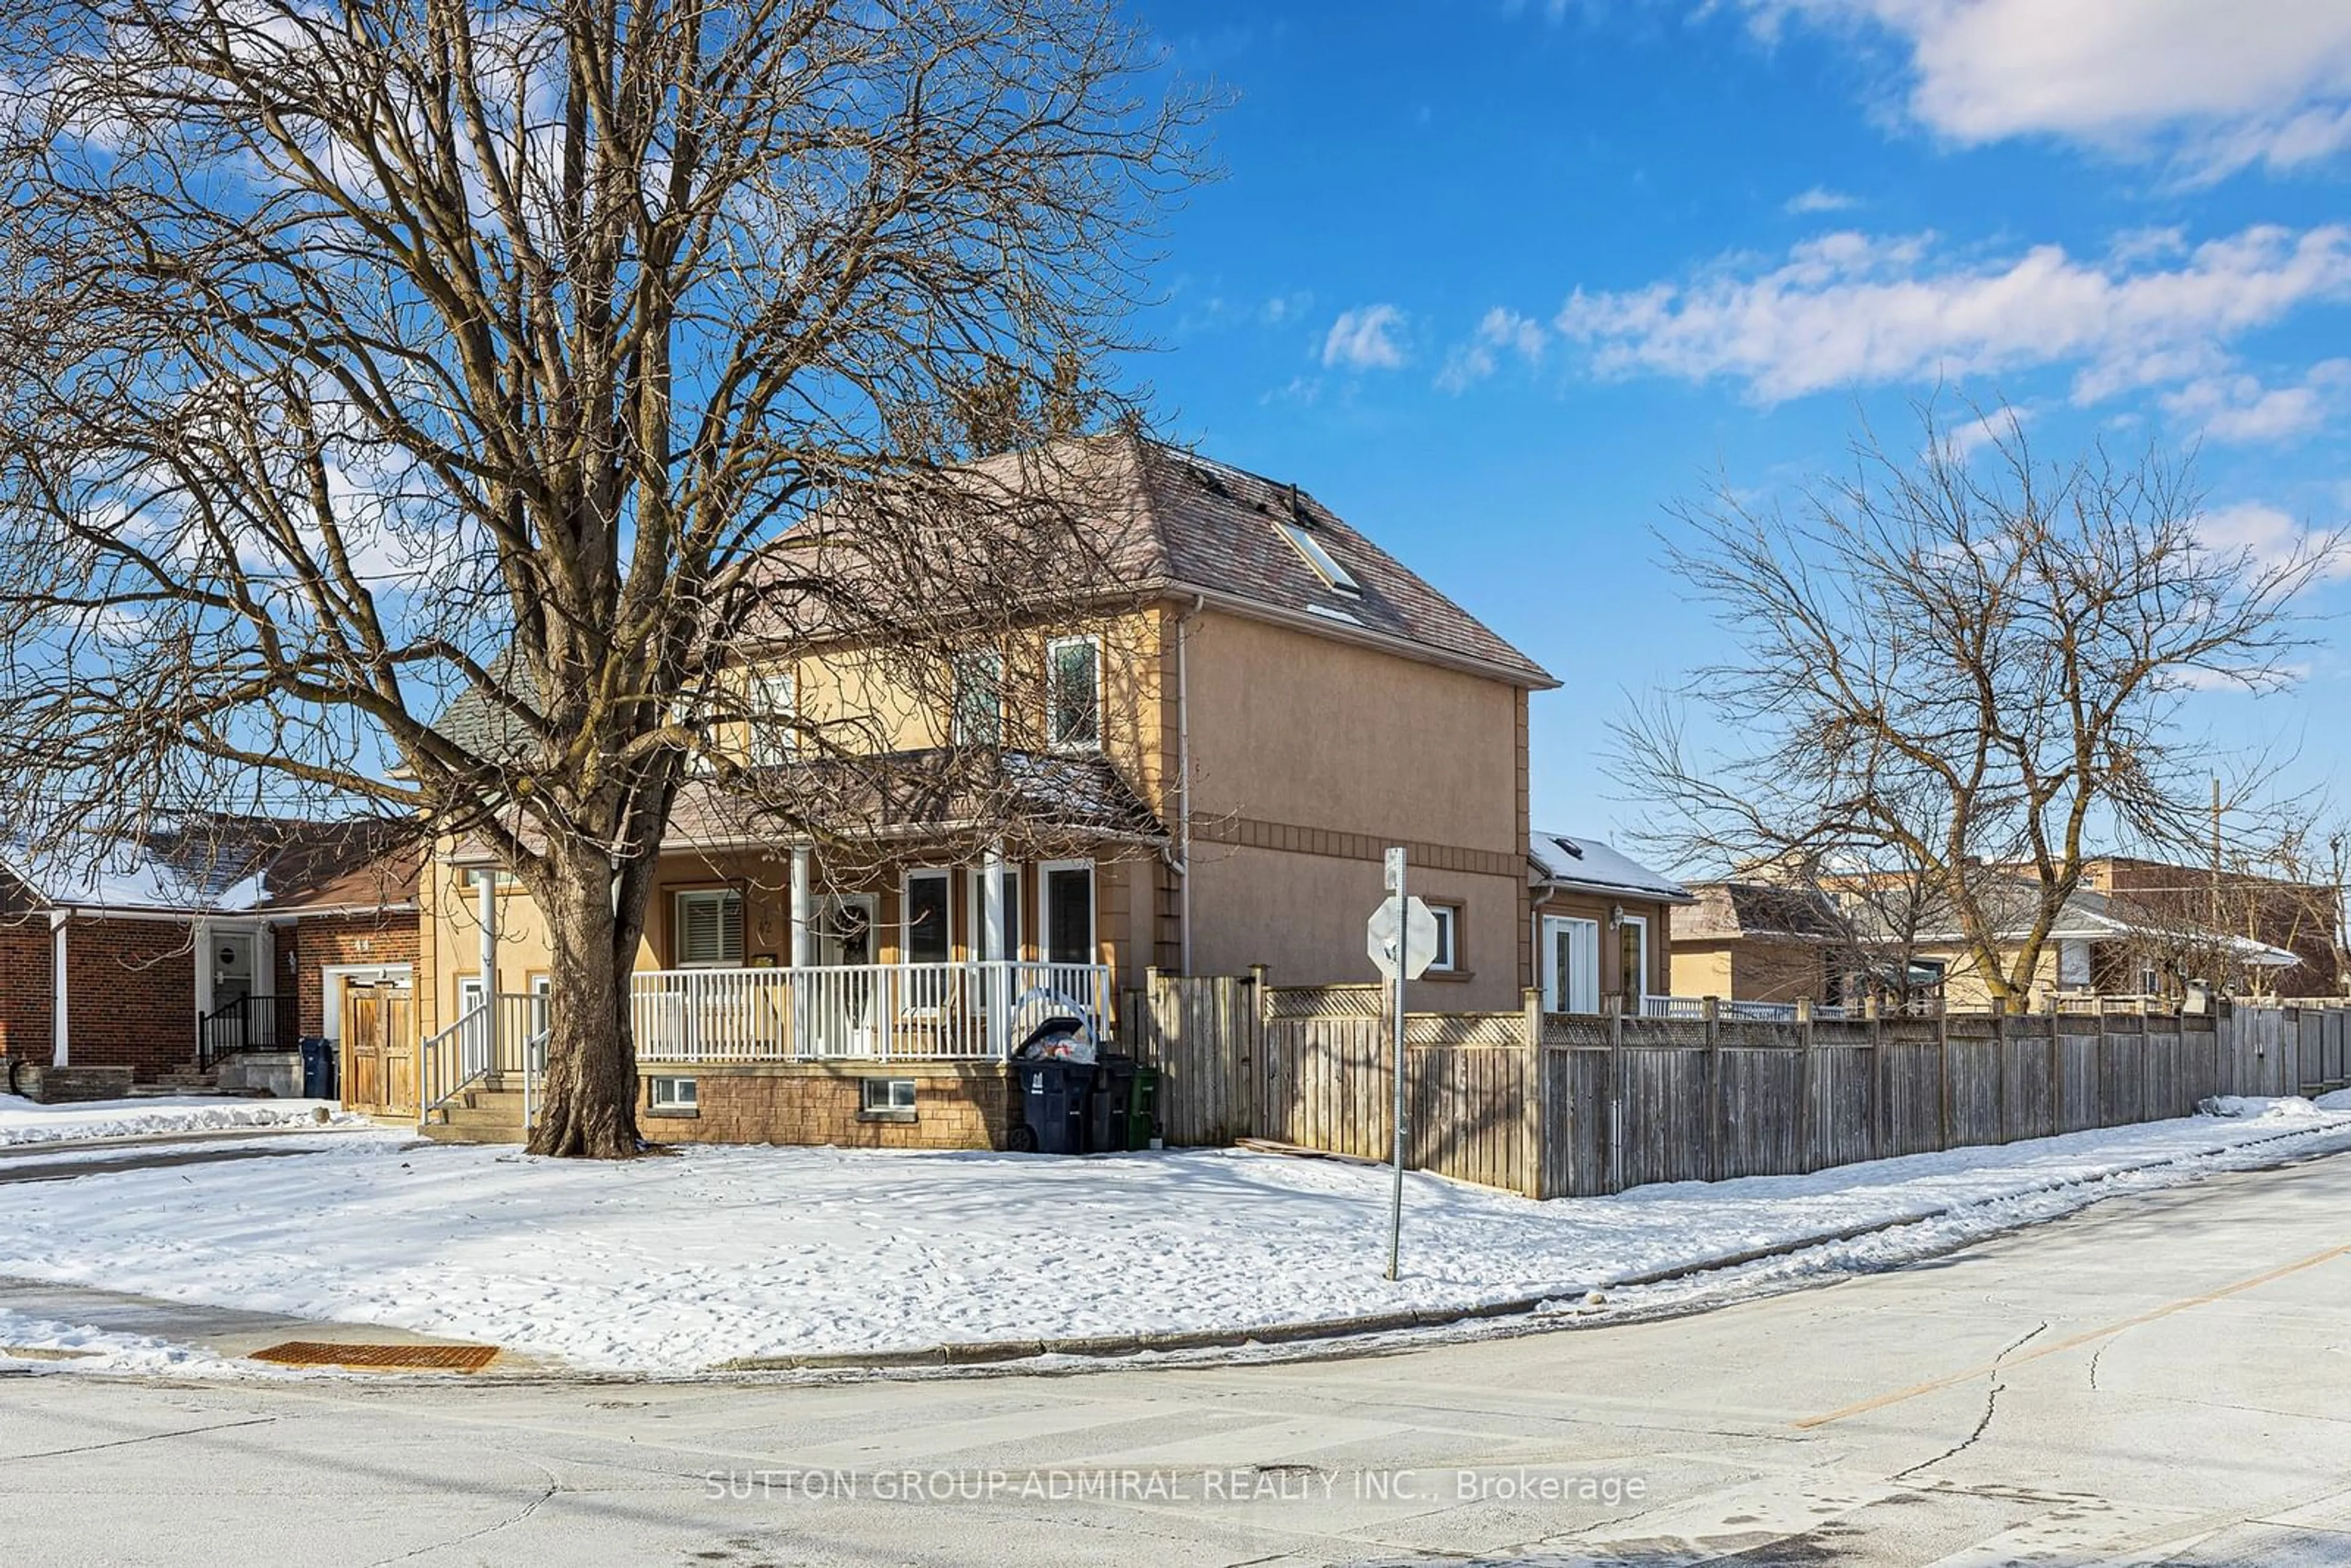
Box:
<box><xmin>1670</xmin><ymin>880</ymin><xmax>1852</xmax><ymax>945</ymax></box>
<box><xmin>0</xmin><ymin>817</ymin><xmax>419</xmax><ymax>918</ymax></box>
<box><xmin>1897</xmin><ymin>877</ymin><xmax>2301</xmax><ymax>968</ymax></box>
<box><xmin>1528</xmin><ymin>831</ymin><xmax>1691</xmax><ymax>905</ymax></box>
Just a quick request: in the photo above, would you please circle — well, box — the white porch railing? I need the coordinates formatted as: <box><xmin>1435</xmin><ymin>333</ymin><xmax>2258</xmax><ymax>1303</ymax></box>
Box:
<box><xmin>419</xmin><ymin>992</ymin><xmax>547</xmax><ymax>1124</ymax></box>
<box><xmin>1638</xmin><ymin>995</ymin><xmax>1854</xmax><ymax>1022</ymax></box>
<box><xmin>632</xmin><ymin>961</ymin><xmax>1114</xmax><ymax>1063</ymax></box>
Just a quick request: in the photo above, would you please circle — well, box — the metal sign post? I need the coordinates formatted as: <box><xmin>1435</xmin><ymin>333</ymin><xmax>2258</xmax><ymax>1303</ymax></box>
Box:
<box><xmin>1383</xmin><ymin>847</ymin><xmax>1408</xmax><ymax>1282</ymax></box>
<box><xmin>1365</xmin><ymin>858</ymin><xmax>1438</xmax><ymax>1282</ymax></box>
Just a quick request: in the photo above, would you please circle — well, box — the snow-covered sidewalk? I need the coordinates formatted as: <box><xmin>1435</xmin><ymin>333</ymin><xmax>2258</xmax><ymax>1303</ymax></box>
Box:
<box><xmin>0</xmin><ymin>1093</ymin><xmax>361</xmax><ymax>1147</ymax></box>
<box><xmin>4</xmin><ymin>1095</ymin><xmax>2349</xmax><ymax>1376</ymax></box>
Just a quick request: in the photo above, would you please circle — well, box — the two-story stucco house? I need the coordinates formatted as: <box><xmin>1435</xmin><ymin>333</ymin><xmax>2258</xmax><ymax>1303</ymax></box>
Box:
<box><xmin>409</xmin><ymin>432</ymin><xmax>1555</xmax><ymax>1145</ymax></box>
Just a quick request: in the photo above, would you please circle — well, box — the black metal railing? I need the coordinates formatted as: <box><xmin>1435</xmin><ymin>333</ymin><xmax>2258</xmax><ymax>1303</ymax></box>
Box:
<box><xmin>197</xmin><ymin>995</ymin><xmax>283</xmax><ymax>1068</ymax></box>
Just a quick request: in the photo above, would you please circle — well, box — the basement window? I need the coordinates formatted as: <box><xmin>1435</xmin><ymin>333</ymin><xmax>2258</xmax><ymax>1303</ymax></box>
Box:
<box><xmin>648</xmin><ymin>1076</ymin><xmax>698</xmax><ymax>1117</ymax></box>
<box><xmin>860</xmin><ymin>1078</ymin><xmax>917</xmax><ymax>1121</ymax></box>
<box><xmin>1276</xmin><ymin>520</ymin><xmax>1362</xmax><ymax>596</ymax></box>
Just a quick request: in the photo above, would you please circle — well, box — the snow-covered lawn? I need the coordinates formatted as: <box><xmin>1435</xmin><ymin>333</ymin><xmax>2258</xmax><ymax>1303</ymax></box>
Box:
<box><xmin>4</xmin><ymin>1098</ymin><xmax>2349</xmax><ymax>1376</ymax></box>
<box><xmin>0</xmin><ymin>1093</ymin><xmax>361</xmax><ymax>1147</ymax></box>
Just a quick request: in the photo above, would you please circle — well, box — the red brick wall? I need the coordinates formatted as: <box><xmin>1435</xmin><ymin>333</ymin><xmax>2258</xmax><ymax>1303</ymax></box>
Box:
<box><xmin>62</xmin><ymin>918</ymin><xmax>195</xmax><ymax>1080</ymax></box>
<box><xmin>280</xmin><ymin>913</ymin><xmax>421</xmax><ymax>1039</ymax></box>
<box><xmin>0</xmin><ymin>923</ymin><xmax>51</xmax><ymax>1062</ymax></box>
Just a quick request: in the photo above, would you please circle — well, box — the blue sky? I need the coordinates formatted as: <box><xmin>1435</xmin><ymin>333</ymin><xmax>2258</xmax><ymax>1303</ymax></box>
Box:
<box><xmin>1125</xmin><ymin>1</ymin><xmax>2351</xmax><ymax>844</ymax></box>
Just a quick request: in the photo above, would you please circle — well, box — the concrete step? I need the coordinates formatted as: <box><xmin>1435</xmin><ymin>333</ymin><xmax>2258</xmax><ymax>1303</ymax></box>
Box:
<box><xmin>422</xmin><ymin>1087</ymin><xmax>527</xmax><ymax>1145</ymax></box>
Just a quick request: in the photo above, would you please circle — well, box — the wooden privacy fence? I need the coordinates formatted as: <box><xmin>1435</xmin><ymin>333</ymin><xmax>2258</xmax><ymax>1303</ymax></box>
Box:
<box><xmin>1128</xmin><ymin>972</ymin><xmax>2351</xmax><ymax>1200</ymax></box>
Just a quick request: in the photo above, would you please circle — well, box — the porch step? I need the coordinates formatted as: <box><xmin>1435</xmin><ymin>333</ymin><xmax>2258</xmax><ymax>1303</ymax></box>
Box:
<box><xmin>149</xmin><ymin>1071</ymin><xmax>220</xmax><ymax>1093</ymax></box>
<box><xmin>421</xmin><ymin>1086</ymin><xmax>527</xmax><ymax>1146</ymax></box>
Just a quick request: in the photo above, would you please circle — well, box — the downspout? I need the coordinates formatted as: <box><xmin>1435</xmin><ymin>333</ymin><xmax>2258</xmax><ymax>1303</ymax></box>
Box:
<box><xmin>49</xmin><ymin>909</ymin><xmax>67</xmax><ymax>1067</ymax></box>
<box><xmin>1176</xmin><ymin>595</ymin><xmax>1204</xmax><ymax>975</ymax></box>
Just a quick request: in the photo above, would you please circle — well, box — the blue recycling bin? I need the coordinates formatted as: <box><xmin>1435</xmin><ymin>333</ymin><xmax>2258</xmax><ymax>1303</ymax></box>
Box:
<box><xmin>298</xmin><ymin>1037</ymin><xmax>337</xmax><ymax>1101</ymax></box>
<box><xmin>1011</xmin><ymin>1058</ymin><xmax>1094</xmax><ymax>1154</ymax></box>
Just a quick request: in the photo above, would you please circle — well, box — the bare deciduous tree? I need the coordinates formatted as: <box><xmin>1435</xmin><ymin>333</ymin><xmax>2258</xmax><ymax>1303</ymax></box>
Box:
<box><xmin>1615</xmin><ymin>403</ymin><xmax>2341</xmax><ymax>1014</ymax></box>
<box><xmin>0</xmin><ymin>0</ymin><xmax>1206</xmax><ymax>1153</ymax></box>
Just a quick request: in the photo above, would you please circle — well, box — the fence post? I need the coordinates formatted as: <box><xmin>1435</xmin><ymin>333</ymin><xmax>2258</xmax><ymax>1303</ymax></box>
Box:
<box><xmin>1605</xmin><ymin>992</ymin><xmax>1624</xmax><ymax>1195</ymax></box>
<box><xmin>2045</xmin><ymin>994</ymin><xmax>2062</xmax><ymax>1137</ymax></box>
<box><xmin>1865</xmin><ymin>994</ymin><xmax>1884</xmax><ymax>1160</ymax></box>
<box><xmin>1522</xmin><ymin>988</ymin><xmax>1548</xmax><ymax>1200</ymax></box>
<box><xmin>1796</xmin><ymin>997</ymin><xmax>1815</xmax><ymax>1171</ymax></box>
<box><xmin>2138</xmin><ymin>997</ymin><xmax>2152</xmax><ymax>1123</ymax></box>
<box><xmin>1993</xmin><ymin>1005</ymin><xmax>2011</xmax><ymax>1143</ymax></box>
<box><xmin>1935</xmin><ymin>998</ymin><xmax>1951</xmax><ymax>1151</ymax></box>
<box><xmin>1703</xmin><ymin>996</ymin><xmax>1722</xmax><ymax>1184</ymax></box>
<box><xmin>1246</xmin><ymin>964</ymin><xmax>1269</xmax><ymax>1141</ymax></box>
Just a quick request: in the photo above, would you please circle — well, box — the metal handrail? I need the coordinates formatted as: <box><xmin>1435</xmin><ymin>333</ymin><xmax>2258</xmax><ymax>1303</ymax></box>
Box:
<box><xmin>197</xmin><ymin>995</ymin><xmax>283</xmax><ymax>1068</ymax></box>
<box><xmin>630</xmin><ymin>959</ymin><xmax>1114</xmax><ymax>1063</ymax></box>
<box><xmin>418</xmin><ymin>992</ymin><xmax>544</xmax><ymax>1124</ymax></box>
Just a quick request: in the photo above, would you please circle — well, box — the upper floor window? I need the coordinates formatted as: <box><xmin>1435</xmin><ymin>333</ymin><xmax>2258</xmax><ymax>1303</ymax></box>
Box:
<box><xmin>1276</xmin><ymin>521</ymin><xmax>1362</xmax><ymax>596</ymax></box>
<box><xmin>953</xmin><ymin>650</ymin><xmax>1003</xmax><ymax>746</ymax></box>
<box><xmin>675</xmin><ymin>888</ymin><xmax>744</xmax><ymax>968</ymax></box>
<box><xmin>749</xmin><ymin>670</ymin><xmax>797</xmax><ymax>767</ymax></box>
<box><xmin>1048</xmin><ymin>636</ymin><xmax>1100</xmax><ymax>749</ymax></box>
<box><xmin>1426</xmin><ymin>902</ymin><xmax>1461</xmax><ymax>973</ymax></box>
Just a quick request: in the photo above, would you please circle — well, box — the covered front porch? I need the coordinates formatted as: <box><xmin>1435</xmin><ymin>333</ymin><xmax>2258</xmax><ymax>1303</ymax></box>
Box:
<box><xmin>632</xmin><ymin>841</ymin><xmax>1133</xmax><ymax>1062</ymax></box>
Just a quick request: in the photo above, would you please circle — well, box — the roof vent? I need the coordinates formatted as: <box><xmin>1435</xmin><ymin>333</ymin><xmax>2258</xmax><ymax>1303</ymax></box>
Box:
<box><xmin>1550</xmin><ymin>836</ymin><xmax>1585</xmax><ymax>860</ymax></box>
<box><xmin>1189</xmin><ymin>465</ymin><xmax>1232</xmax><ymax>500</ymax></box>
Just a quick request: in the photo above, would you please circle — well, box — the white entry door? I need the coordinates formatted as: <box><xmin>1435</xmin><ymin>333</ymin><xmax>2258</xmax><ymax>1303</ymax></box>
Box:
<box><xmin>802</xmin><ymin>895</ymin><xmax>878</xmax><ymax>1056</ymax></box>
<box><xmin>1542</xmin><ymin>917</ymin><xmax>1600</xmax><ymax>1015</ymax></box>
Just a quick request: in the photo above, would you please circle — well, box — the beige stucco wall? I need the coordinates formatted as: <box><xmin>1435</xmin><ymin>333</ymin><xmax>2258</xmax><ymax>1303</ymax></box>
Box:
<box><xmin>1175</xmin><ymin>608</ymin><xmax>1531</xmax><ymax>1008</ymax></box>
<box><xmin>1668</xmin><ymin>945</ymin><xmax>1733</xmax><ymax>1002</ymax></box>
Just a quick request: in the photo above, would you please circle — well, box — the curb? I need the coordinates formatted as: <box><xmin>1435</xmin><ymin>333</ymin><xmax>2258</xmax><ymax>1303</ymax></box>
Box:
<box><xmin>0</xmin><ymin>1122</ymin><xmax>381</xmax><ymax>1160</ymax></box>
<box><xmin>708</xmin><ymin>1119</ymin><xmax>2351</xmax><ymax>1375</ymax></box>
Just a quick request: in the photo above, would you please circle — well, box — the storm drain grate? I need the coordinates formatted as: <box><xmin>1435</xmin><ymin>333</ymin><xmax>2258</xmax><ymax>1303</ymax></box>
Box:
<box><xmin>250</xmin><ymin>1340</ymin><xmax>499</xmax><ymax>1372</ymax></box>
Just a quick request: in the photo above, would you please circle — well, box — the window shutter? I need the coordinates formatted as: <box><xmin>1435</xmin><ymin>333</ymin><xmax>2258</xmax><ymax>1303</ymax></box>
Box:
<box><xmin>678</xmin><ymin>891</ymin><xmax>742</xmax><ymax>966</ymax></box>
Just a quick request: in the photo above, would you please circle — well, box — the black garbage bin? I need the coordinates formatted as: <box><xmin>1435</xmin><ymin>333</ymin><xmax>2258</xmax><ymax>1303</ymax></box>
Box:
<box><xmin>1086</xmin><ymin>1053</ymin><xmax>1136</xmax><ymax>1153</ymax></box>
<box><xmin>1010</xmin><ymin>1057</ymin><xmax>1094</xmax><ymax>1155</ymax></box>
<box><xmin>298</xmin><ymin>1037</ymin><xmax>337</xmax><ymax>1101</ymax></box>
<box><xmin>1127</xmin><ymin>1067</ymin><xmax>1163</xmax><ymax>1151</ymax></box>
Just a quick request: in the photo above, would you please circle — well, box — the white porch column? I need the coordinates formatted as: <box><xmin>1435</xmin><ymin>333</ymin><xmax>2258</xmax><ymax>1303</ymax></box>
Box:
<box><xmin>49</xmin><ymin>910</ymin><xmax>67</xmax><ymax>1067</ymax></box>
<box><xmin>477</xmin><ymin>869</ymin><xmax>500</xmax><ymax>1059</ymax></box>
<box><xmin>789</xmin><ymin>846</ymin><xmax>812</xmax><ymax>968</ymax></box>
<box><xmin>192</xmin><ymin>917</ymin><xmax>213</xmax><ymax>1059</ymax></box>
<box><xmin>981</xmin><ymin>841</ymin><xmax>1008</xmax><ymax>1054</ymax></box>
<box><xmin>981</xmin><ymin>843</ymin><xmax>1007</xmax><ymax>962</ymax></box>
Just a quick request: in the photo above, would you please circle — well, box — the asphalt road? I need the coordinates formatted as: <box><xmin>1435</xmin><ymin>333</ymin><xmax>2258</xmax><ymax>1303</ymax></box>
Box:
<box><xmin>4</xmin><ymin>1150</ymin><xmax>2349</xmax><ymax>1567</ymax></box>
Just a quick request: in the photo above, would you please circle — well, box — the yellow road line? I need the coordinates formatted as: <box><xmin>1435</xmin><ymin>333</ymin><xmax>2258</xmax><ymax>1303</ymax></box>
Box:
<box><xmin>1794</xmin><ymin>1241</ymin><xmax>2351</xmax><ymax>1430</ymax></box>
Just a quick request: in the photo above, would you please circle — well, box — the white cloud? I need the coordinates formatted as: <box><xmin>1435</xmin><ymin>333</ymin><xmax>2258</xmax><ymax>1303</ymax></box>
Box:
<box><xmin>1321</xmin><ymin>304</ymin><xmax>1408</xmax><ymax>370</ymax></box>
<box><xmin>1553</xmin><ymin>223</ymin><xmax>2351</xmax><ymax>408</ymax></box>
<box><xmin>2161</xmin><ymin>361</ymin><xmax>2351</xmax><ymax>445</ymax></box>
<box><xmin>2193</xmin><ymin>500</ymin><xmax>2351</xmax><ymax>580</ymax></box>
<box><xmin>1436</xmin><ymin>307</ymin><xmax>1550</xmax><ymax>393</ymax></box>
<box><xmin>1750</xmin><ymin>1</ymin><xmax>2351</xmax><ymax>179</ymax></box>
<box><xmin>1784</xmin><ymin>186</ymin><xmax>1860</xmax><ymax>214</ymax></box>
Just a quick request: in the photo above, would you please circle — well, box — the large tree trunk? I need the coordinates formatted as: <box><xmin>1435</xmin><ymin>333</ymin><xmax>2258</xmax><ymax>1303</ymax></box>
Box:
<box><xmin>528</xmin><ymin>850</ymin><xmax>646</xmax><ymax>1158</ymax></box>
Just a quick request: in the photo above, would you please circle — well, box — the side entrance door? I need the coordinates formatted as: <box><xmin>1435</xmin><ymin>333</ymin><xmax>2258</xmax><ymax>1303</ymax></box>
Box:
<box><xmin>341</xmin><ymin>978</ymin><xmax>418</xmax><ymax>1116</ymax></box>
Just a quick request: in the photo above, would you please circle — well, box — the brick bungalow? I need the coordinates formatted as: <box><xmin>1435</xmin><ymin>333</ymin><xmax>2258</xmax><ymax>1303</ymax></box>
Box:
<box><xmin>0</xmin><ymin>819</ymin><xmax>417</xmax><ymax>1090</ymax></box>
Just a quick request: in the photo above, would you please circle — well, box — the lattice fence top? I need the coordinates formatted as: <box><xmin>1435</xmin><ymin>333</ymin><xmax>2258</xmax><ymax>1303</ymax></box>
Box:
<box><xmin>1403</xmin><ymin>1012</ymin><xmax>1526</xmax><ymax>1047</ymax></box>
<box><xmin>1265</xmin><ymin>984</ymin><xmax>1384</xmax><ymax>1019</ymax></box>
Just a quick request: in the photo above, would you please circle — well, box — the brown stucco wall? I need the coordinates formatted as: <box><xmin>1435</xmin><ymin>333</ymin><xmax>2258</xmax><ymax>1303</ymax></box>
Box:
<box><xmin>638</xmin><ymin>1062</ymin><xmax>1011</xmax><ymax>1150</ymax></box>
<box><xmin>1534</xmin><ymin>888</ymin><xmax>1679</xmax><ymax>1002</ymax></box>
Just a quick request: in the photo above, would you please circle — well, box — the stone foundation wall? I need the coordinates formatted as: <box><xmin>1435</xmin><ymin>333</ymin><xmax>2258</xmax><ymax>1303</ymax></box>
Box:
<box><xmin>8</xmin><ymin>1062</ymin><xmax>135</xmax><ymax>1103</ymax></box>
<box><xmin>638</xmin><ymin>1062</ymin><xmax>1011</xmax><ymax>1150</ymax></box>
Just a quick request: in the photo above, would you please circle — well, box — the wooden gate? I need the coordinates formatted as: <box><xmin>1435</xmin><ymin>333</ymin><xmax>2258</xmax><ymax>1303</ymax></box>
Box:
<box><xmin>340</xmin><ymin>981</ymin><xmax>417</xmax><ymax>1116</ymax></box>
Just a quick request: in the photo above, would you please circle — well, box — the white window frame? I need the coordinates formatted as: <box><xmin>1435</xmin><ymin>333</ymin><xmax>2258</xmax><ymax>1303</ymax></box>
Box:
<box><xmin>457</xmin><ymin>974</ymin><xmax>487</xmax><ymax>1019</ymax></box>
<box><xmin>1038</xmin><ymin>858</ymin><xmax>1097</xmax><ymax>967</ymax></box>
<box><xmin>1542</xmin><ymin>917</ymin><xmax>1600</xmax><ymax>1014</ymax></box>
<box><xmin>900</xmin><ymin>867</ymin><xmax>954</xmax><ymax>967</ymax></box>
<box><xmin>528</xmin><ymin>973</ymin><xmax>552</xmax><ymax>1038</ymax></box>
<box><xmin>1046</xmin><ymin>635</ymin><xmax>1102</xmax><ymax>751</ymax></box>
<box><xmin>952</xmin><ymin>649</ymin><xmax>1004</xmax><ymax>746</ymax></box>
<box><xmin>860</xmin><ymin>1076</ymin><xmax>917</xmax><ymax>1116</ymax></box>
<box><xmin>673</xmin><ymin>888</ymin><xmax>744</xmax><ymax>969</ymax></box>
<box><xmin>648</xmin><ymin>1075</ymin><xmax>697</xmax><ymax>1111</ymax></box>
<box><xmin>749</xmin><ymin>669</ymin><xmax>797</xmax><ymax>767</ymax></box>
<box><xmin>1425</xmin><ymin>903</ymin><xmax>1460</xmax><ymax>973</ymax></box>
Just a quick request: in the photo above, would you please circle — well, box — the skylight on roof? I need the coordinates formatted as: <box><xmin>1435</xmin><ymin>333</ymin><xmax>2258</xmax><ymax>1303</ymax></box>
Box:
<box><xmin>1276</xmin><ymin>520</ymin><xmax>1362</xmax><ymax>596</ymax></box>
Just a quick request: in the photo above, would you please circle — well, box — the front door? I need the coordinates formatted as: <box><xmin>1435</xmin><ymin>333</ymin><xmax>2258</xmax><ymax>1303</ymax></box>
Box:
<box><xmin>1543</xmin><ymin>917</ymin><xmax>1600</xmax><ymax>1015</ymax></box>
<box><xmin>340</xmin><ymin>978</ymin><xmax>417</xmax><ymax>1116</ymax></box>
<box><xmin>801</xmin><ymin>895</ymin><xmax>878</xmax><ymax>1055</ymax></box>
<box><xmin>209</xmin><ymin>929</ymin><xmax>262</xmax><ymax>1051</ymax></box>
